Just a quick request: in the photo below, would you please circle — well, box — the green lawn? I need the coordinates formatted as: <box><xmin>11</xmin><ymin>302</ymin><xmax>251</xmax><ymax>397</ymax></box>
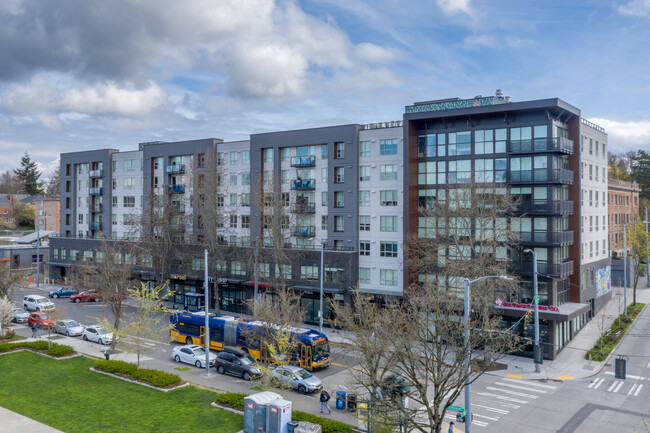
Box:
<box><xmin>0</xmin><ymin>352</ymin><xmax>243</xmax><ymax>433</ymax></box>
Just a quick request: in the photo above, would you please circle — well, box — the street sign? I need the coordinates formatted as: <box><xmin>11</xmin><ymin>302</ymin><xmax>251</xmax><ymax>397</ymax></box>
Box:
<box><xmin>447</xmin><ymin>405</ymin><xmax>464</xmax><ymax>412</ymax></box>
<box><xmin>534</xmin><ymin>297</ymin><xmax>540</xmax><ymax>304</ymax></box>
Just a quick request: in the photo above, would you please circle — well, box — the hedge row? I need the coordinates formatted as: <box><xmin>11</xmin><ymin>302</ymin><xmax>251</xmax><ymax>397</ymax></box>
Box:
<box><xmin>586</xmin><ymin>303</ymin><xmax>646</xmax><ymax>361</ymax></box>
<box><xmin>214</xmin><ymin>392</ymin><xmax>354</xmax><ymax>433</ymax></box>
<box><xmin>94</xmin><ymin>359</ymin><xmax>182</xmax><ymax>388</ymax></box>
<box><xmin>0</xmin><ymin>341</ymin><xmax>74</xmax><ymax>357</ymax></box>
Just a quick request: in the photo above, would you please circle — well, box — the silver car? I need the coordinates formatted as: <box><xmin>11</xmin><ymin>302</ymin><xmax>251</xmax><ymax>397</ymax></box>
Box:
<box><xmin>53</xmin><ymin>319</ymin><xmax>85</xmax><ymax>337</ymax></box>
<box><xmin>271</xmin><ymin>365</ymin><xmax>323</xmax><ymax>394</ymax></box>
<box><xmin>12</xmin><ymin>308</ymin><xmax>30</xmax><ymax>323</ymax></box>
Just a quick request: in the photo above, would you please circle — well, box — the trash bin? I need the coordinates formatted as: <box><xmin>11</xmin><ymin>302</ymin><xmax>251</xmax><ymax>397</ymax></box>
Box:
<box><xmin>347</xmin><ymin>394</ymin><xmax>357</xmax><ymax>412</ymax></box>
<box><xmin>104</xmin><ymin>352</ymin><xmax>110</xmax><ymax>361</ymax></box>
<box><xmin>287</xmin><ymin>421</ymin><xmax>300</xmax><ymax>433</ymax></box>
<box><xmin>335</xmin><ymin>391</ymin><xmax>347</xmax><ymax>410</ymax></box>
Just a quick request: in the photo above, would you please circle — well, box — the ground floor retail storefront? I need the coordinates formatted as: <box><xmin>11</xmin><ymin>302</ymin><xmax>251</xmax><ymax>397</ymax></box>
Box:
<box><xmin>496</xmin><ymin>301</ymin><xmax>591</xmax><ymax>360</ymax></box>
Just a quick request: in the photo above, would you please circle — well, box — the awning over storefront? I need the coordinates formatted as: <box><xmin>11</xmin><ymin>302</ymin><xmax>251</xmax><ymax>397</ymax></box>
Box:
<box><xmin>289</xmin><ymin>285</ymin><xmax>345</xmax><ymax>294</ymax></box>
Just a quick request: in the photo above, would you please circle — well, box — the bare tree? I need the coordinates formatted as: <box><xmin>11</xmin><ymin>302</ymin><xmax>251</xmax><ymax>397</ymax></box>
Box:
<box><xmin>333</xmin><ymin>183</ymin><xmax>523</xmax><ymax>433</ymax></box>
<box><xmin>0</xmin><ymin>170</ymin><xmax>25</xmax><ymax>194</ymax></box>
<box><xmin>0</xmin><ymin>266</ymin><xmax>23</xmax><ymax>300</ymax></box>
<box><xmin>0</xmin><ymin>296</ymin><xmax>14</xmax><ymax>339</ymax></box>
<box><xmin>79</xmin><ymin>237</ymin><xmax>139</xmax><ymax>351</ymax></box>
<box><xmin>45</xmin><ymin>165</ymin><xmax>60</xmax><ymax>198</ymax></box>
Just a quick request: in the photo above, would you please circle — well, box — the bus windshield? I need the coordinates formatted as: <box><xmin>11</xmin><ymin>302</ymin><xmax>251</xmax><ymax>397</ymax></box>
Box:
<box><xmin>313</xmin><ymin>341</ymin><xmax>330</xmax><ymax>358</ymax></box>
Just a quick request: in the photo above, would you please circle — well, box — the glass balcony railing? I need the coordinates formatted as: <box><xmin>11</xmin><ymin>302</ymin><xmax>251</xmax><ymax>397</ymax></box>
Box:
<box><xmin>168</xmin><ymin>184</ymin><xmax>185</xmax><ymax>194</ymax></box>
<box><xmin>291</xmin><ymin>179</ymin><xmax>316</xmax><ymax>191</ymax></box>
<box><xmin>517</xmin><ymin>200</ymin><xmax>574</xmax><ymax>215</ymax></box>
<box><xmin>89</xmin><ymin>169</ymin><xmax>103</xmax><ymax>178</ymax></box>
<box><xmin>510</xmin><ymin>260</ymin><xmax>574</xmax><ymax>277</ymax></box>
<box><xmin>508</xmin><ymin>137</ymin><xmax>573</xmax><ymax>155</ymax></box>
<box><xmin>90</xmin><ymin>204</ymin><xmax>103</xmax><ymax>213</ymax></box>
<box><xmin>90</xmin><ymin>222</ymin><xmax>103</xmax><ymax>230</ymax></box>
<box><xmin>290</xmin><ymin>156</ymin><xmax>316</xmax><ymax>167</ymax></box>
<box><xmin>515</xmin><ymin>231</ymin><xmax>574</xmax><ymax>245</ymax></box>
<box><xmin>89</xmin><ymin>187</ymin><xmax>103</xmax><ymax>195</ymax></box>
<box><xmin>293</xmin><ymin>226</ymin><xmax>316</xmax><ymax>237</ymax></box>
<box><xmin>166</xmin><ymin>164</ymin><xmax>185</xmax><ymax>174</ymax></box>
<box><xmin>290</xmin><ymin>202</ymin><xmax>316</xmax><ymax>214</ymax></box>
<box><xmin>508</xmin><ymin>169</ymin><xmax>573</xmax><ymax>185</ymax></box>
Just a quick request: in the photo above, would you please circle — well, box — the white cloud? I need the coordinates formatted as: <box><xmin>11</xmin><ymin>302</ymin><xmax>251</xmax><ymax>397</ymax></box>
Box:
<box><xmin>436</xmin><ymin>0</ymin><xmax>475</xmax><ymax>17</ymax></box>
<box><xmin>589</xmin><ymin>117</ymin><xmax>650</xmax><ymax>153</ymax></box>
<box><xmin>463</xmin><ymin>35</ymin><xmax>497</xmax><ymax>49</ymax></box>
<box><xmin>618</xmin><ymin>0</ymin><xmax>650</xmax><ymax>17</ymax></box>
<box><xmin>3</xmin><ymin>76</ymin><xmax>168</xmax><ymax>117</ymax></box>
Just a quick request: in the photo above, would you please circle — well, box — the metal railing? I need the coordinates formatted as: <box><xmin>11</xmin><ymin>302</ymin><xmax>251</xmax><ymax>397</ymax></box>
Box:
<box><xmin>290</xmin><ymin>156</ymin><xmax>316</xmax><ymax>167</ymax></box>
<box><xmin>89</xmin><ymin>169</ymin><xmax>103</xmax><ymax>178</ymax></box>
<box><xmin>290</xmin><ymin>179</ymin><xmax>316</xmax><ymax>191</ymax></box>
<box><xmin>515</xmin><ymin>230</ymin><xmax>574</xmax><ymax>245</ymax></box>
<box><xmin>90</xmin><ymin>204</ymin><xmax>103</xmax><ymax>213</ymax></box>
<box><xmin>508</xmin><ymin>169</ymin><xmax>573</xmax><ymax>185</ymax></box>
<box><xmin>510</xmin><ymin>260</ymin><xmax>574</xmax><ymax>277</ymax></box>
<box><xmin>166</xmin><ymin>164</ymin><xmax>185</xmax><ymax>174</ymax></box>
<box><xmin>517</xmin><ymin>200</ymin><xmax>574</xmax><ymax>215</ymax></box>
<box><xmin>89</xmin><ymin>187</ymin><xmax>103</xmax><ymax>195</ymax></box>
<box><xmin>508</xmin><ymin>137</ymin><xmax>574</xmax><ymax>155</ymax></box>
<box><xmin>290</xmin><ymin>202</ymin><xmax>316</xmax><ymax>214</ymax></box>
<box><xmin>168</xmin><ymin>184</ymin><xmax>185</xmax><ymax>194</ymax></box>
<box><xmin>293</xmin><ymin>226</ymin><xmax>316</xmax><ymax>237</ymax></box>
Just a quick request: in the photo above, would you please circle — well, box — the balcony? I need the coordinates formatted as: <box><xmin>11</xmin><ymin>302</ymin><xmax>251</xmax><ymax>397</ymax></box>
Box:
<box><xmin>293</xmin><ymin>226</ymin><xmax>316</xmax><ymax>237</ymax></box>
<box><xmin>516</xmin><ymin>200</ymin><xmax>574</xmax><ymax>215</ymax></box>
<box><xmin>168</xmin><ymin>184</ymin><xmax>185</xmax><ymax>194</ymax></box>
<box><xmin>291</xmin><ymin>179</ymin><xmax>316</xmax><ymax>191</ymax></box>
<box><xmin>290</xmin><ymin>156</ymin><xmax>316</xmax><ymax>167</ymax></box>
<box><xmin>171</xmin><ymin>202</ymin><xmax>186</xmax><ymax>212</ymax></box>
<box><xmin>90</xmin><ymin>204</ymin><xmax>103</xmax><ymax>213</ymax></box>
<box><xmin>89</xmin><ymin>187</ymin><xmax>103</xmax><ymax>195</ymax></box>
<box><xmin>291</xmin><ymin>202</ymin><xmax>316</xmax><ymax>214</ymax></box>
<box><xmin>90</xmin><ymin>222</ymin><xmax>103</xmax><ymax>230</ymax></box>
<box><xmin>166</xmin><ymin>164</ymin><xmax>185</xmax><ymax>174</ymax></box>
<box><xmin>510</xmin><ymin>260</ymin><xmax>574</xmax><ymax>278</ymax></box>
<box><xmin>508</xmin><ymin>137</ymin><xmax>573</xmax><ymax>155</ymax></box>
<box><xmin>516</xmin><ymin>230</ymin><xmax>574</xmax><ymax>246</ymax></box>
<box><xmin>89</xmin><ymin>169</ymin><xmax>103</xmax><ymax>178</ymax></box>
<box><xmin>508</xmin><ymin>169</ymin><xmax>573</xmax><ymax>185</ymax></box>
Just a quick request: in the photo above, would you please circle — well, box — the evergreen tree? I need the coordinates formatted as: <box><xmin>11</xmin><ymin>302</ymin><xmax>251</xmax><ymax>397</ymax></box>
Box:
<box><xmin>13</xmin><ymin>152</ymin><xmax>43</xmax><ymax>195</ymax></box>
<box><xmin>630</xmin><ymin>150</ymin><xmax>650</xmax><ymax>201</ymax></box>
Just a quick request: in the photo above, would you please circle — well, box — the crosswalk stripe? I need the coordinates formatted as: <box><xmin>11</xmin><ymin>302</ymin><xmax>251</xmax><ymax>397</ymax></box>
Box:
<box><xmin>501</xmin><ymin>377</ymin><xmax>557</xmax><ymax>389</ymax></box>
<box><xmin>472</xmin><ymin>404</ymin><xmax>509</xmax><ymax>414</ymax></box>
<box><xmin>473</xmin><ymin>413</ymin><xmax>499</xmax><ymax>421</ymax></box>
<box><xmin>476</xmin><ymin>392</ymin><xmax>528</xmax><ymax>404</ymax></box>
<box><xmin>634</xmin><ymin>384</ymin><xmax>643</xmax><ymax>396</ymax></box>
<box><xmin>592</xmin><ymin>378</ymin><xmax>605</xmax><ymax>389</ymax></box>
<box><xmin>605</xmin><ymin>371</ymin><xmax>645</xmax><ymax>380</ymax></box>
<box><xmin>485</xmin><ymin>386</ymin><xmax>539</xmax><ymax>399</ymax></box>
<box><xmin>613</xmin><ymin>382</ymin><xmax>624</xmax><ymax>393</ymax></box>
<box><xmin>494</xmin><ymin>382</ymin><xmax>548</xmax><ymax>394</ymax></box>
<box><xmin>628</xmin><ymin>384</ymin><xmax>638</xmax><ymax>395</ymax></box>
<box><xmin>607</xmin><ymin>381</ymin><xmax>620</xmax><ymax>392</ymax></box>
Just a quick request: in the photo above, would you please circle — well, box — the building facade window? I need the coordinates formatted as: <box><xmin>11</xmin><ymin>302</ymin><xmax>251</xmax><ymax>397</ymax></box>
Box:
<box><xmin>380</xmin><ymin>190</ymin><xmax>398</xmax><ymax>206</ymax></box>
<box><xmin>380</xmin><ymin>216</ymin><xmax>397</xmax><ymax>232</ymax></box>
<box><xmin>380</xmin><ymin>241</ymin><xmax>398</xmax><ymax>257</ymax></box>
<box><xmin>380</xmin><ymin>269</ymin><xmax>397</xmax><ymax>286</ymax></box>
<box><xmin>359</xmin><ymin>215</ymin><xmax>370</xmax><ymax>231</ymax></box>
<box><xmin>335</xmin><ymin>142</ymin><xmax>345</xmax><ymax>159</ymax></box>
<box><xmin>359</xmin><ymin>141</ymin><xmax>370</xmax><ymax>157</ymax></box>
<box><xmin>360</xmin><ymin>240</ymin><xmax>370</xmax><ymax>256</ymax></box>
<box><xmin>380</xmin><ymin>164</ymin><xmax>398</xmax><ymax>181</ymax></box>
<box><xmin>359</xmin><ymin>191</ymin><xmax>370</xmax><ymax>206</ymax></box>
<box><xmin>359</xmin><ymin>268</ymin><xmax>370</xmax><ymax>284</ymax></box>
<box><xmin>380</xmin><ymin>139</ymin><xmax>398</xmax><ymax>155</ymax></box>
<box><xmin>359</xmin><ymin>166</ymin><xmax>370</xmax><ymax>181</ymax></box>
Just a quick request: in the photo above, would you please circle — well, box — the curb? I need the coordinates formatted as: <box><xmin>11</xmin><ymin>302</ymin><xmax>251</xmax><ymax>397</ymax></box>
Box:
<box><xmin>90</xmin><ymin>367</ymin><xmax>190</xmax><ymax>392</ymax></box>
<box><xmin>211</xmin><ymin>402</ymin><xmax>244</xmax><ymax>415</ymax></box>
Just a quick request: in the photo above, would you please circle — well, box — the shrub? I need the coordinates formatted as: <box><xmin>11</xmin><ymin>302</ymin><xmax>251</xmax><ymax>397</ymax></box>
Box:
<box><xmin>0</xmin><ymin>340</ymin><xmax>49</xmax><ymax>353</ymax></box>
<box><xmin>46</xmin><ymin>344</ymin><xmax>74</xmax><ymax>357</ymax></box>
<box><xmin>1</xmin><ymin>329</ymin><xmax>16</xmax><ymax>340</ymax></box>
<box><xmin>131</xmin><ymin>368</ymin><xmax>182</xmax><ymax>388</ymax></box>
<box><xmin>215</xmin><ymin>392</ymin><xmax>247</xmax><ymax>410</ymax></box>
<box><xmin>93</xmin><ymin>360</ymin><xmax>181</xmax><ymax>388</ymax></box>
<box><xmin>293</xmin><ymin>411</ymin><xmax>355</xmax><ymax>433</ymax></box>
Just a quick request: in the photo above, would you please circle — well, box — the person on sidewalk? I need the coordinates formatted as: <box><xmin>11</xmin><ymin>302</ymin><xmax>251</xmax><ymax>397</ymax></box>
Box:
<box><xmin>31</xmin><ymin>323</ymin><xmax>37</xmax><ymax>338</ymax></box>
<box><xmin>320</xmin><ymin>390</ymin><xmax>332</xmax><ymax>414</ymax></box>
<box><xmin>37</xmin><ymin>322</ymin><xmax>43</xmax><ymax>338</ymax></box>
<box><xmin>448</xmin><ymin>421</ymin><xmax>454</xmax><ymax>433</ymax></box>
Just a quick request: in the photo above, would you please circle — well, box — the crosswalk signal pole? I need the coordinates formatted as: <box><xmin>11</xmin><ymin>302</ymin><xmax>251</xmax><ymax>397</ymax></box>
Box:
<box><xmin>524</xmin><ymin>249</ymin><xmax>541</xmax><ymax>372</ymax></box>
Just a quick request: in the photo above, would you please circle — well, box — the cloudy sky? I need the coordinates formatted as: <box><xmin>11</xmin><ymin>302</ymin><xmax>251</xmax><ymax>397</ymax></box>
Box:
<box><xmin>1</xmin><ymin>0</ymin><xmax>650</xmax><ymax>176</ymax></box>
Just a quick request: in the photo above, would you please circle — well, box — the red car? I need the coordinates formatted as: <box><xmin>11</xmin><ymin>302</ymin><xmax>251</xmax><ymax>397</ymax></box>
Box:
<box><xmin>70</xmin><ymin>290</ymin><xmax>102</xmax><ymax>303</ymax></box>
<box><xmin>27</xmin><ymin>312</ymin><xmax>55</xmax><ymax>330</ymax></box>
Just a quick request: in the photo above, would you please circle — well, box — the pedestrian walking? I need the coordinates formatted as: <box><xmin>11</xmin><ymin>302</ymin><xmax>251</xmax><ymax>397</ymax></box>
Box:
<box><xmin>320</xmin><ymin>390</ymin><xmax>332</xmax><ymax>414</ymax></box>
<box><xmin>37</xmin><ymin>322</ymin><xmax>43</xmax><ymax>338</ymax></box>
<box><xmin>448</xmin><ymin>421</ymin><xmax>454</xmax><ymax>433</ymax></box>
<box><xmin>31</xmin><ymin>323</ymin><xmax>37</xmax><ymax>338</ymax></box>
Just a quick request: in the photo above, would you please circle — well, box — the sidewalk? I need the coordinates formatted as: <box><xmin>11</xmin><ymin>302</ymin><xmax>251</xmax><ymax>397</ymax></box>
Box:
<box><xmin>0</xmin><ymin>406</ymin><xmax>63</xmax><ymax>433</ymax></box>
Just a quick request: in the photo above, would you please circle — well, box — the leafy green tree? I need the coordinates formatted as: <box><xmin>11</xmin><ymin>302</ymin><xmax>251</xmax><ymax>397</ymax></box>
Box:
<box><xmin>13</xmin><ymin>152</ymin><xmax>43</xmax><ymax>195</ymax></box>
<box><xmin>626</xmin><ymin>219</ymin><xmax>649</xmax><ymax>305</ymax></box>
<box><xmin>13</xmin><ymin>201</ymin><xmax>34</xmax><ymax>228</ymax></box>
<box><xmin>630</xmin><ymin>150</ymin><xmax>650</xmax><ymax>201</ymax></box>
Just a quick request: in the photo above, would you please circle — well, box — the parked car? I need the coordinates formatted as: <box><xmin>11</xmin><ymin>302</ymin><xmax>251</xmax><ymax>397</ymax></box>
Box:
<box><xmin>23</xmin><ymin>295</ymin><xmax>55</xmax><ymax>312</ymax></box>
<box><xmin>53</xmin><ymin>319</ymin><xmax>85</xmax><ymax>337</ymax></box>
<box><xmin>70</xmin><ymin>290</ymin><xmax>101</xmax><ymax>303</ymax></box>
<box><xmin>12</xmin><ymin>307</ymin><xmax>30</xmax><ymax>323</ymax></box>
<box><xmin>49</xmin><ymin>286</ymin><xmax>78</xmax><ymax>298</ymax></box>
<box><xmin>271</xmin><ymin>365</ymin><xmax>322</xmax><ymax>394</ymax></box>
<box><xmin>82</xmin><ymin>326</ymin><xmax>113</xmax><ymax>345</ymax></box>
<box><xmin>171</xmin><ymin>344</ymin><xmax>217</xmax><ymax>368</ymax></box>
<box><xmin>215</xmin><ymin>346</ymin><xmax>262</xmax><ymax>380</ymax></box>
<box><xmin>27</xmin><ymin>312</ymin><xmax>55</xmax><ymax>330</ymax></box>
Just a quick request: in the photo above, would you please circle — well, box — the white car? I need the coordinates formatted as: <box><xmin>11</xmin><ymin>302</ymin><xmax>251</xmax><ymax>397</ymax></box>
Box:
<box><xmin>12</xmin><ymin>307</ymin><xmax>30</xmax><ymax>323</ymax></box>
<box><xmin>82</xmin><ymin>326</ymin><xmax>113</xmax><ymax>345</ymax></box>
<box><xmin>172</xmin><ymin>344</ymin><xmax>217</xmax><ymax>368</ymax></box>
<box><xmin>53</xmin><ymin>320</ymin><xmax>85</xmax><ymax>337</ymax></box>
<box><xmin>23</xmin><ymin>295</ymin><xmax>55</xmax><ymax>312</ymax></box>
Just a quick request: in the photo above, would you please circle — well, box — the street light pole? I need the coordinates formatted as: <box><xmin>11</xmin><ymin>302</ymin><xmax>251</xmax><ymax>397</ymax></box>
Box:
<box><xmin>463</xmin><ymin>274</ymin><xmax>512</xmax><ymax>433</ymax></box>
<box><xmin>36</xmin><ymin>227</ymin><xmax>40</xmax><ymax>287</ymax></box>
<box><xmin>524</xmin><ymin>249</ymin><xmax>541</xmax><ymax>373</ymax></box>
<box><xmin>645</xmin><ymin>208</ymin><xmax>649</xmax><ymax>288</ymax></box>
<box><xmin>253</xmin><ymin>242</ymin><xmax>259</xmax><ymax>318</ymax></box>
<box><xmin>319</xmin><ymin>240</ymin><xmax>324</xmax><ymax>333</ymax></box>
<box><xmin>204</xmin><ymin>249</ymin><xmax>210</xmax><ymax>377</ymax></box>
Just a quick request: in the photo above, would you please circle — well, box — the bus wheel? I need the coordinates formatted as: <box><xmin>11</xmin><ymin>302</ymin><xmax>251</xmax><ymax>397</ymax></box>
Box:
<box><xmin>186</xmin><ymin>337</ymin><xmax>193</xmax><ymax>345</ymax></box>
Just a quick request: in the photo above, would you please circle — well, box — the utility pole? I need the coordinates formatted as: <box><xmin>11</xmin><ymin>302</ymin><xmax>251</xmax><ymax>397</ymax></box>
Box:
<box><xmin>36</xmin><ymin>227</ymin><xmax>40</xmax><ymax>287</ymax></box>
<box><xmin>524</xmin><ymin>249</ymin><xmax>541</xmax><ymax>372</ymax></box>
<box><xmin>253</xmin><ymin>242</ymin><xmax>259</xmax><ymax>318</ymax></box>
<box><xmin>645</xmin><ymin>208</ymin><xmax>649</xmax><ymax>288</ymax></box>
<box><xmin>204</xmin><ymin>249</ymin><xmax>210</xmax><ymax>377</ymax></box>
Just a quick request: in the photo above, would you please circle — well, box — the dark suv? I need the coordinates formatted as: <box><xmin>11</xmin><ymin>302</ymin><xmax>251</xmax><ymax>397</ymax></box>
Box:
<box><xmin>215</xmin><ymin>346</ymin><xmax>262</xmax><ymax>381</ymax></box>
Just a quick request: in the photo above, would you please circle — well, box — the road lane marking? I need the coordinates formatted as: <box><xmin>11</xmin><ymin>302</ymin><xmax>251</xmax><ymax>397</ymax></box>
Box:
<box><xmin>589</xmin><ymin>378</ymin><xmax>605</xmax><ymax>389</ymax></box>
<box><xmin>485</xmin><ymin>386</ymin><xmax>538</xmax><ymax>399</ymax></box>
<box><xmin>502</xmin><ymin>378</ymin><xmax>557</xmax><ymax>389</ymax></box>
<box><xmin>628</xmin><ymin>384</ymin><xmax>638</xmax><ymax>395</ymax></box>
<box><xmin>476</xmin><ymin>392</ymin><xmax>527</xmax><ymax>404</ymax></box>
<box><xmin>647</xmin><ymin>360</ymin><xmax>650</xmax><ymax>369</ymax></box>
<box><xmin>472</xmin><ymin>404</ymin><xmax>509</xmax><ymax>414</ymax></box>
<box><xmin>505</xmin><ymin>374</ymin><xmax>521</xmax><ymax>378</ymax></box>
<box><xmin>607</xmin><ymin>381</ymin><xmax>620</xmax><ymax>392</ymax></box>
<box><xmin>494</xmin><ymin>382</ymin><xmax>548</xmax><ymax>393</ymax></box>
<box><xmin>605</xmin><ymin>371</ymin><xmax>644</xmax><ymax>380</ymax></box>
<box><xmin>634</xmin><ymin>384</ymin><xmax>643</xmax><ymax>396</ymax></box>
<box><xmin>613</xmin><ymin>382</ymin><xmax>624</xmax><ymax>393</ymax></box>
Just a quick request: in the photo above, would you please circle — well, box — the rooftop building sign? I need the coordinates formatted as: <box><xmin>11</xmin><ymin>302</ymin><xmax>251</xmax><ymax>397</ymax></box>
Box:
<box><xmin>404</xmin><ymin>96</ymin><xmax>508</xmax><ymax>114</ymax></box>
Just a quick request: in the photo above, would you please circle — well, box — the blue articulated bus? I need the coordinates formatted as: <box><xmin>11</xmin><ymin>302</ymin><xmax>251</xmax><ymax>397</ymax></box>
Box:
<box><xmin>170</xmin><ymin>311</ymin><xmax>331</xmax><ymax>370</ymax></box>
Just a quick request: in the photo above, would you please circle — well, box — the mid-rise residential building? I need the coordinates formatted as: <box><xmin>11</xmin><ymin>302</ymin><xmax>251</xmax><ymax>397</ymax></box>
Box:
<box><xmin>49</xmin><ymin>93</ymin><xmax>611</xmax><ymax>359</ymax></box>
<box><xmin>608</xmin><ymin>178</ymin><xmax>641</xmax><ymax>255</ymax></box>
<box><xmin>0</xmin><ymin>197</ymin><xmax>15</xmax><ymax>229</ymax></box>
<box><xmin>34</xmin><ymin>198</ymin><xmax>60</xmax><ymax>232</ymax></box>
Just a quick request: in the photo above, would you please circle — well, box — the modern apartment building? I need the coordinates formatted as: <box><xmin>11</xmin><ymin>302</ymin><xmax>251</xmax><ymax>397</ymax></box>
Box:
<box><xmin>608</xmin><ymin>178</ymin><xmax>641</xmax><ymax>255</ymax></box>
<box><xmin>49</xmin><ymin>93</ymin><xmax>610</xmax><ymax>358</ymax></box>
<box><xmin>403</xmin><ymin>95</ymin><xmax>610</xmax><ymax>359</ymax></box>
<box><xmin>34</xmin><ymin>198</ymin><xmax>60</xmax><ymax>232</ymax></box>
